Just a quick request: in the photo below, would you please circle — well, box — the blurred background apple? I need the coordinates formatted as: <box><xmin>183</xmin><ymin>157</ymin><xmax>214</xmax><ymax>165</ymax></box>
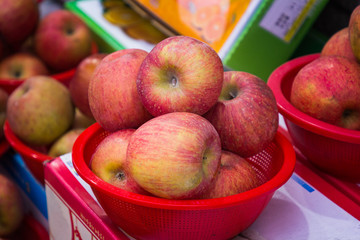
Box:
<box><xmin>48</xmin><ymin>128</ymin><xmax>84</xmax><ymax>158</ymax></box>
<box><xmin>34</xmin><ymin>9</ymin><xmax>93</xmax><ymax>72</ymax></box>
<box><xmin>6</xmin><ymin>76</ymin><xmax>75</xmax><ymax>146</ymax></box>
<box><xmin>0</xmin><ymin>173</ymin><xmax>25</xmax><ymax>237</ymax></box>
<box><xmin>0</xmin><ymin>53</ymin><xmax>49</xmax><ymax>80</ymax></box>
<box><xmin>69</xmin><ymin>53</ymin><xmax>107</xmax><ymax>119</ymax></box>
<box><xmin>0</xmin><ymin>0</ymin><xmax>39</xmax><ymax>50</ymax></box>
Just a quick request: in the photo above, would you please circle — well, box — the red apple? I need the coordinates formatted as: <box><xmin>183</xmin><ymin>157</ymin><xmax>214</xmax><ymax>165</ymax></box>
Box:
<box><xmin>136</xmin><ymin>35</ymin><xmax>224</xmax><ymax>116</ymax></box>
<box><xmin>201</xmin><ymin>150</ymin><xmax>260</xmax><ymax>199</ymax></box>
<box><xmin>0</xmin><ymin>174</ymin><xmax>25</xmax><ymax>237</ymax></box>
<box><xmin>7</xmin><ymin>76</ymin><xmax>75</xmax><ymax>146</ymax></box>
<box><xmin>48</xmin><ymin>128</ymin><xmax>84</xmax><ymax>158</ymax></box>
<box><xmin>69</xmin><ymin>53</ymin><xmax>107</xmax><ymax>118</ymax></box>
<box><xmin>0</xmin><ymin>0</ymin><xmax>39</xmax><ymax>49</ymax></box>
<box><xmin>90</xmin><ymin>128</ymin><xmax>150</xmax><ymax>195</ymax></box>
<box><xmin>126</xmin><ymin>112</ymin><xmax>222</xmax><ymax>200</ymax></box>
<box><xmin>0</xmin><ymin>53</ymin><xmax>49</xmax><ymax>80</ymax></box>
<box><xmin>321</xmin><ymin>27</ymin><xmax>357</xmax><ymax>62</ymax></box>
<box><xmin>204</xmin><ymin>71</ymin><xmax>278</xmax><ymax>158</ymax></box>
<box><xmin>34</xmin><ymin>9</ymin><xmax>93</xmax><ymax>72</ymax></box>
<box><xmin>88</xmin><ymin>49</ymin><xmax>152</xmax><ymax>132</ymax></box>
<box><xmin>290</xmin><ymin>55</ymin><xmax>360</xmax><ymax>130</ymax></box>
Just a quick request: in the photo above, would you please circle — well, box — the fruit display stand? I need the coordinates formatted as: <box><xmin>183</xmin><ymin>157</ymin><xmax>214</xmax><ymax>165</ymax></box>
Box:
<box><xmin>65</xmin><ymin>0</ymin><xmax>329</xmax><ymax>80</ymax></box>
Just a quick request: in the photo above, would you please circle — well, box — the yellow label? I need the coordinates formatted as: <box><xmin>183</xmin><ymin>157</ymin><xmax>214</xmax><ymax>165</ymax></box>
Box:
<box><xmin>133</xmin><ymin>0</ymin><xmax>252</xmax><ymax>52</ymax></box>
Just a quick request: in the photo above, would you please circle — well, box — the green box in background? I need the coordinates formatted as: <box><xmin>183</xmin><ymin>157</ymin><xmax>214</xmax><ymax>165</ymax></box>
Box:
<box><xmin>66</xmin><ymin>0</ymin><xmax>328</xmax><ymax>81</ymax></box>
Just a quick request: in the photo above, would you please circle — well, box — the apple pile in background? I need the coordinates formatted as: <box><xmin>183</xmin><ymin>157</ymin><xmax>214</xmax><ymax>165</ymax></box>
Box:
<box><xmin>290</xmin><ymin>5</ymin><xmax>360</xmax><ymax>131</ymax></box>
<box><xmin>0</xmin><ymin>0</ymin><xmax>93</xmax><ymax>80</ymax></box>
<box><xmin>88</xmin><ymin>35</ymin><xmax>279</xmax><ymax>200</ymax></box>
<box><xmin>4</xmin><ymin>53</ymin><xmax>107</xmax><ymax>158</ymax></box>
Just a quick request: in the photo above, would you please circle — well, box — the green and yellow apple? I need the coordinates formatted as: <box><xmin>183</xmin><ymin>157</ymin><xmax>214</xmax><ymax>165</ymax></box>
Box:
<box><xmin>136</xmin><ymin>35</ymin><xmax>224</xmax><ymax>116</ymax></box>
<box><xmin>71</xmin><ymin>108</ymin><xmax>96</xmax><ymax>130</ymax></box>
<box><xmin>0</xmin><ymin>53</ymin><xmax>49</xmax><ymax>80</ymax></box>
<box><xmin>0</xmin><ymin>174</ymin><xmax>25</xmax><ymax>237</ymax></box>
<box><xmin>126</xmin><ymin>112</ymin><xmax>222</xmax><ymax>199</ymax></box>
<box><xmin>48</xmin><ymin>128</ymin><xmax>84</xmax><ymax>158</ymax></box>
<box><xmin>88</xmin><ymin>49</ymin><xmax>152</xmax><ymax>132</ymax></box>
<box><xmin>201</xmin><ymin>150</ymin><xmax>260</xmax><ymax>199</ymax></box>
<box><xmin>204</xmin><ymin>71</ymin><xmax>278</xmax><ymax>158</ymax></box>
<box><xmin>34</xmin><ymin>10</ymin><xmax>93</xmax><ymax>72</ymax></box>
<box><xmin>291</xmin><ymin>55</ymin><xmax>360</xmax><ymax>130</ymax></box>
<box><xmin>6</xmin><ymin>76</ymin><xmax>75</xmax><ymax>146</ymax></box>
<box><xmin>0</xmin><ymin>0</ymin><xmax>39</xmax><ymax>49</ymax></box>
<box><xmin>69</xmin><ymin>53</ymin><xmax>107</xmax><ymax>118</ymax></box>
<box><xmin>90</xmin><ymin>128</ymin><xmax>150</xmax><ymax>195</ymax></box>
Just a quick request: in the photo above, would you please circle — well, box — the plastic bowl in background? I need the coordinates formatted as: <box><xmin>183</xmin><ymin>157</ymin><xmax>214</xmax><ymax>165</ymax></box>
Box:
<box><xmin>268</xmin><ymin>53</ymin><xmax>360</xmax><ymax>182</ymax></box>
<box><xmin>3</xmin><ymin>121</ymin><xmax>52</xmax><ymax>184</ymax></box>
<box><xmin>72</xmin><ymin>123</ymin><xmax>296</xmax><ymax>240</ymax></box>
<box><xmin>0</xmin><ymin>42</ymin><xmax>98</xmax><ymax>94</ymax></box>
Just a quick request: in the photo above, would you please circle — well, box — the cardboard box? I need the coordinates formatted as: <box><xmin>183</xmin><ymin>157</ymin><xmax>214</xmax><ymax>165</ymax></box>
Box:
<box><xmin>66</xmin><ymin>0</ymin><xmax>329</xmax><ymax>80</ymax></box>
<box><xmin>0</xmin><ymin>152</ymin><xmax>48</xmax><ymax>231</ymax></box>
<box><xmin>44</xmin><ymin>152</ymin><xmax>360</xmax><ymax>240</ymax></box>
<box><xmin>44</xmin><ymin>153</ymin><xmax>130</xmax><ymax>240</ymax></box>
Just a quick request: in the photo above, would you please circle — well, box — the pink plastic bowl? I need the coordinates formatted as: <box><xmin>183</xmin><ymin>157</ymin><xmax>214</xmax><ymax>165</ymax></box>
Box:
<box><xmin>268</xmin><ymin>53</ymin><xmax>360</xmax><ymax>182</ymax></box>
<box><xmin>72</xmin><ymin>123</ymin><xmax>296</xmax><ymax>240</ymax></box>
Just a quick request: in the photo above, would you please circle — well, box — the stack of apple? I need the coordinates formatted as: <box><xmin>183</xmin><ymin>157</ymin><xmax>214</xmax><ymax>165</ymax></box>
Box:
<box><xmin>290</xmin><ymin>5</ymin><xmax>360</xmax><ymax>131</ymax></box>
<box><xmin>5</xmin><ymin>52</ymin><xmax>107</xmax><ymax>159</ymax></box>
<box><xmin>0</xmin><ymin>0</ymin><xmax>94</xmax><ymax>86</ymax></box>
<box><xmin>86</xmin><ymin>35</ymin><xmax>279</xmax><ymax>200</ymax></box>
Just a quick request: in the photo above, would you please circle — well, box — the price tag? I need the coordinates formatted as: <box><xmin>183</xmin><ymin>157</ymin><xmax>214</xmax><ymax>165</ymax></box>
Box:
<box><xmin>259</xmin><ymin>0</ymin><xmax>317</xmax><ymax>42</ymax></box>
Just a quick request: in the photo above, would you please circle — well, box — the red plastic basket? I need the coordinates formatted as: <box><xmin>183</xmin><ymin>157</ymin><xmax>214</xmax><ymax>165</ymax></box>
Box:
<box><xmin>0</xmin><ymin>42</ymin><xmax>98</xmax><ymax>94</ymax></box>
<box><xmin>268</xmin><ymin>53</ymin><xmax>360</xmax><ymax>182</ymax></box>
<box><xmin>72</xmin><ymin>123</ymin><xmax>296</xmax><ymax>240</ymax></box>
<box><xmin>3</xmin><ymin>121</ymin><xmax>52</xmax><ymax>184</ymax></box>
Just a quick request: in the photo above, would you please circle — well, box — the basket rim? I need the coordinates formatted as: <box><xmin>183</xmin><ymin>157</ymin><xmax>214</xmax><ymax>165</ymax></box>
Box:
<box><xmin>72</xmin><ymin>123</ymin><xmax>296</xmax><ymax>210</ymax></box>
<box><xmin>268</xmin><ymin>53</ymin><xmax>360</xmax><ymax>144</ymax></box>
<box><xmin>3</xmin><ymin>121</ymin><xmax>52</xmax><ymax>162</ymax></box>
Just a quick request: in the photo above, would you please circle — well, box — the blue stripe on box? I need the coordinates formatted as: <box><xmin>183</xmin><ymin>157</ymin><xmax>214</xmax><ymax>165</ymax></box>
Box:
<box><xmin>292</xmin><ymin>174</ymin><xmax>315</xmax><ymax>193</ymax></box>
